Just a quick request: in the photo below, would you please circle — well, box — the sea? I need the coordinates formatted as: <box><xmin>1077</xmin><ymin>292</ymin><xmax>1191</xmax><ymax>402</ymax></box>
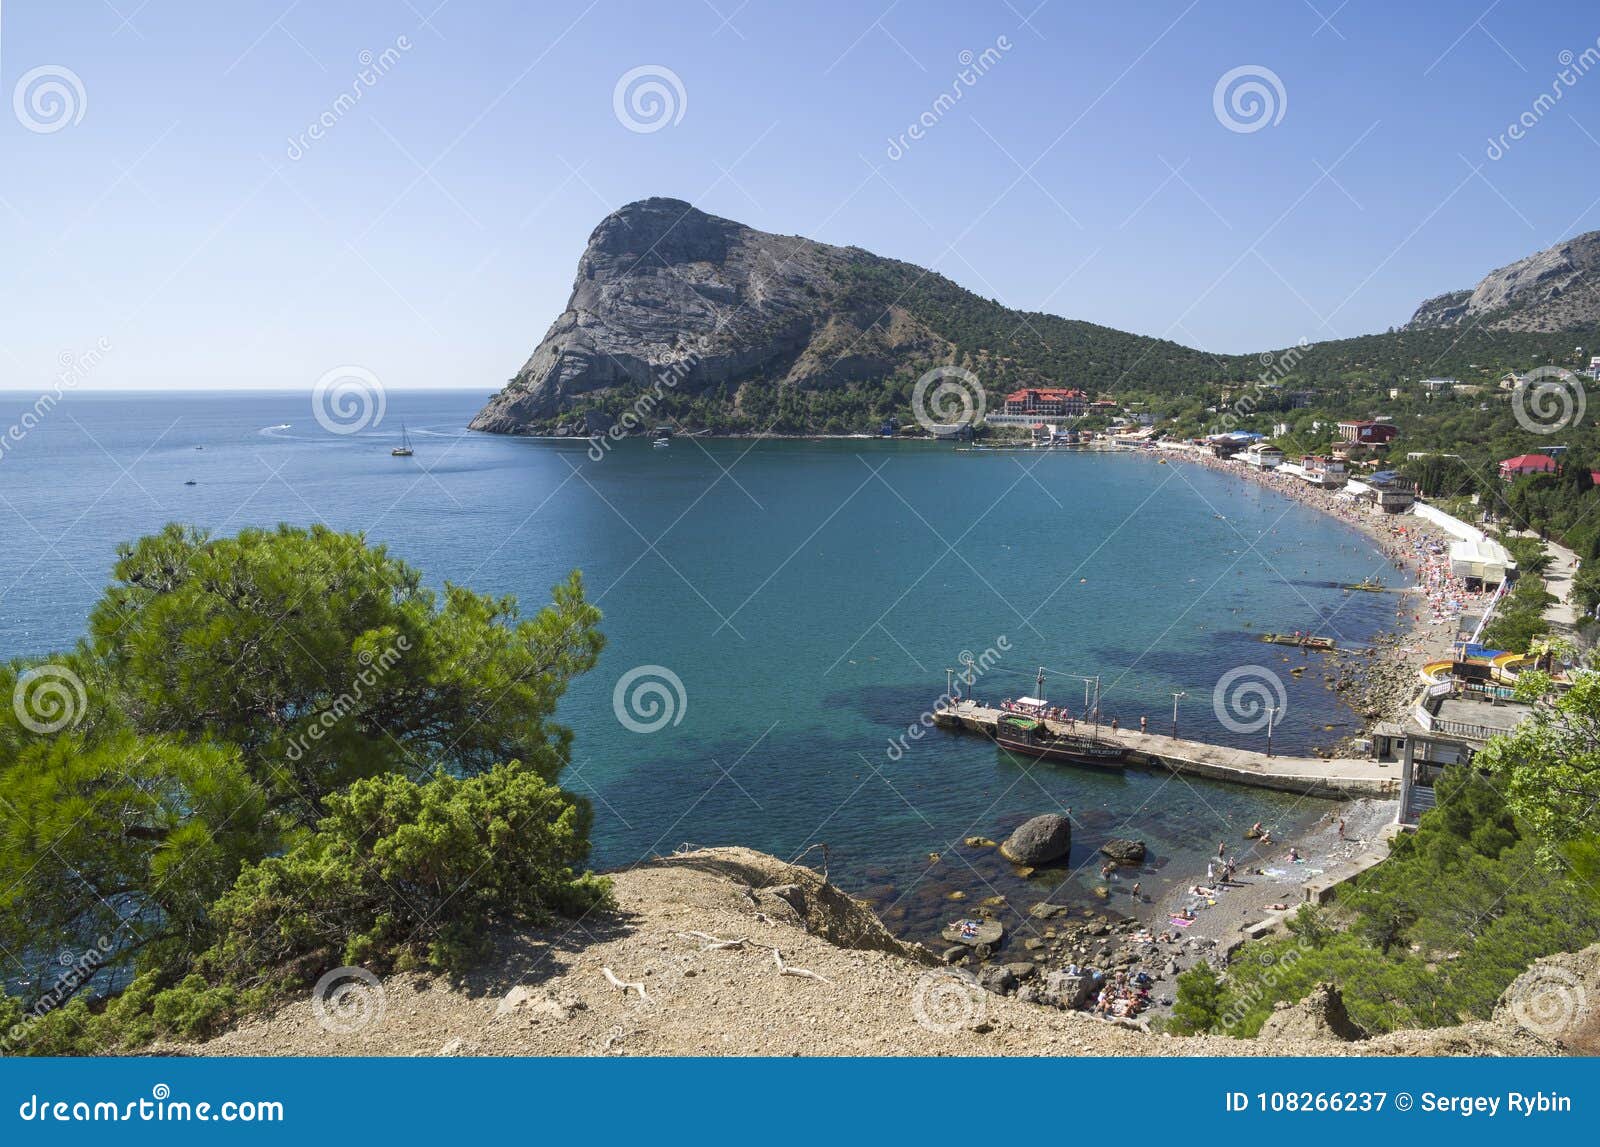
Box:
<box><xmin>0</xmin><ymin>389</ymin><xmax>1403</xmax><ymax>941</ymax></box>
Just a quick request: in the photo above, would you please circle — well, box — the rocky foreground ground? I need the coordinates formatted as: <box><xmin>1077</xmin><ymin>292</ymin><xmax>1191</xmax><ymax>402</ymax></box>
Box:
<box><xmin>174</xmin><ymin>848</ymin><xmax>1592</xmax><ymax>1057</ymax></box>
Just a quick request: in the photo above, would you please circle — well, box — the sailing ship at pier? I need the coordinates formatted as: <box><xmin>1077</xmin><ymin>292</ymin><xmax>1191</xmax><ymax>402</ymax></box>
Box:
<box><xmin>986</xmin><ymin>668</ymin><xmax>1129</xmax><ymax>769</ymax></box>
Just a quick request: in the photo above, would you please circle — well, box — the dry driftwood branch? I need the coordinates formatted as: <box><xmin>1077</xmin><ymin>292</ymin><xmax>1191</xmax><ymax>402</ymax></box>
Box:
<box><xmin>772</xmin><ymin>947</ymin><xmax>831</xmax><ymax>983</ymax></box>
<box><xmin>676</xmin><ymin>930</ymin><xmax>750</xmax><ymax>951</ymax></box>
<box><xmin>786</xmin><ymin>842</ymin><xmax>830</xmax><ymax>883</ymax></box>
<box><xmin>600</xmin><ymin>966</ymin><xmax>652</xmax><ymax>1002</ymax></box>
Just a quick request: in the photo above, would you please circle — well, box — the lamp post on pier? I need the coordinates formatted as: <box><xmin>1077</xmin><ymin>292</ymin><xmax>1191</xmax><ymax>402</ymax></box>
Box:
<box><xmin>1266</xmin><ymin>705</ymin><xmax>1280</xmax><ymax>757</ymax></box>
<box><xmin>1170</xmin><ymin>691</ymin><xmax>1185</xmax><ymax>739</ymax></box>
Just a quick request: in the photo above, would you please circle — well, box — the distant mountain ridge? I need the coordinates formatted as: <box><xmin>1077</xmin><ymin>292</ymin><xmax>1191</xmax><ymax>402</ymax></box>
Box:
<box><xmin>470</xmin><ymin>201</ymin><xmax>1600</xmax><ymax>435</ymax></box>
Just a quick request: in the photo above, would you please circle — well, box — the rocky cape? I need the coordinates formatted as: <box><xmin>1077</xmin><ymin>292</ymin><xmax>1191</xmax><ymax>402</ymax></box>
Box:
<box><xmin>468</xmin><ymin>198</ymin><xmax>1211</xmax><ymax>435</ymax></box>
<box><xmin>468</xmin><ymin>197</ymin><xmax>947</xmax><ymax>435</ymax></box>
<box><xmin>470</xmin><ymin>200</ymin><xmax>1600</xmax><ymax>436</ymax></box>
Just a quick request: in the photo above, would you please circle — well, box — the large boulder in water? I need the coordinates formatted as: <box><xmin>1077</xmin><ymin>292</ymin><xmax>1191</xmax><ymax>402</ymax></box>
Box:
<box><xmin>999</xmin><ymin>814</ymin><xmax>1072</xmax><ymax>866</ymax></box>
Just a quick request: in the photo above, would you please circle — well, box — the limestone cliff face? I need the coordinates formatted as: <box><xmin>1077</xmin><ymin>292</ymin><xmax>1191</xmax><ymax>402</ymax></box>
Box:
<box><xmin>468</xmin><ymin>198</ymin><xmax>946</xmax><ymax>434</ymax></box>
<box><xmin>1405</xmin><ymin>231</ymin><xmax>1600</xmax><ymax>332</ymax></box>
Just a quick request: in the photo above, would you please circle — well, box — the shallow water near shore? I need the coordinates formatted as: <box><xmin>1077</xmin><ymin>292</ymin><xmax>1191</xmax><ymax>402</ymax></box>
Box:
<box><xmin>0</xmin><ymin>390</ymin><xmax>1402</xmax><ymax>942</ymax></box>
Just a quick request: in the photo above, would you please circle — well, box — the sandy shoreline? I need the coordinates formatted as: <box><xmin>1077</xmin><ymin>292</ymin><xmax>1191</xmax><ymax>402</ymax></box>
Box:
<box><xmin>1102</xmin><ymin>444</ymin><xmax>1493</xmax><ymax>1008</ymax></box>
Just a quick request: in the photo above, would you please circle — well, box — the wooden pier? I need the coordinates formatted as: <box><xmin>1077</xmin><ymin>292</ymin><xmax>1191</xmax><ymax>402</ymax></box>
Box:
<box><xmin>933</xmin><ymin>700</ymin><xmax>1398</xmax><ymax>801</ymax></box>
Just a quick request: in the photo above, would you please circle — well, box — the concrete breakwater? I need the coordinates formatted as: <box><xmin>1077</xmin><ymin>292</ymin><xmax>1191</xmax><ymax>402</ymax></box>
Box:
<box><xmin>933</xmin><ymin>700</ymin><xmax>1399</xmax><ymax>800</ymax></box>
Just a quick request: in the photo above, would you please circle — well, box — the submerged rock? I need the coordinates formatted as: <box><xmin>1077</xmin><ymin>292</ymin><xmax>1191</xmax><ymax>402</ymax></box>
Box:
<box><xmin>941</xmin><ymin>918</ymin><xmax>1004</xmax><ymax>948</ymax></box>
<box><xmin>1099</xmin><ymin>838</ymin><xmax>1147</xmax><ymax>864</ymax></box>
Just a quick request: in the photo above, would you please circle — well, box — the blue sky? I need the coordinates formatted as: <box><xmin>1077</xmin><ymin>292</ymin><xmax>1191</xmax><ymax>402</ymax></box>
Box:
<box><xmin>3</xmin><ymin>0</ymin><xmax>1599</xmax><ymax>390</ymax></box>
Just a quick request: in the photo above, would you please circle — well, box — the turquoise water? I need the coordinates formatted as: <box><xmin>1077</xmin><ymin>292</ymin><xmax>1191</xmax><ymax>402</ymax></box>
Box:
<box><xmin>0</xmin><ymin>390</ymin><xmax>1399</xmax><ymax>939</ymax></box>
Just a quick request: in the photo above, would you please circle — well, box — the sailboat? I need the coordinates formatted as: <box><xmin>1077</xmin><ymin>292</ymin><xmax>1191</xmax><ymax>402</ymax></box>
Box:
<box><xmin>391</xmin><ymin>424</ymin><xmax>414</xmax><ymax>457</ymax></box>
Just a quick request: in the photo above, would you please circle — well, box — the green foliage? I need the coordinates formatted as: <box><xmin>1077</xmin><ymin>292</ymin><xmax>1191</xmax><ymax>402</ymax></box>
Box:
<box><xmin>1208</xmin><ymin>767</ymin><xmax>1600</xmax><ymax>1035</ymax></box>
<box><xmin>86</xmin><ymin>524</ymin><xmax>604</xmax><ymax>821</ymax></box>
<box><xmin>0</xmin><ymin>525</ymin><xmax>608</xmax><ymax>1053</ymax></box>
<box><xmin>0</xmin><ymin>732</ymin><xmax>274</xmax><ymax>988</ymax></box>
<box><xmin>1477</xmin><ymin>668</ymin><xmax>1600</xmax><ymax>854</ymax></box>
<box><xmin>1170</xmin><ymin>961</ymin><xmax>1225</xmax><ymax>1035</ymax></box>
<box><xmin>1480</xmin><ymin>572</ymin><xmax>1555</xmax><ymax>653</ymax></box>
<box><xmin>204</xmin><ymin>763</ymin><xmax>611</xmax><ymax>980</ymax></box>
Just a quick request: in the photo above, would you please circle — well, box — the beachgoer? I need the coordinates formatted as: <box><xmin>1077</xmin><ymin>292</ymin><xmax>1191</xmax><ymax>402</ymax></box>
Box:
<box><xmin>1218</xmin><ymin>841</ymin><xmax>1226</xmax><ymax>859</ymax></box>
<box><xmin>1337</xmin><ymin>819</ymin><xmax>1346</xmax><ymax>840</ymax></box>
<box><xmin>1206</xmin><ymin>860</ymin><xmax>1215</xmax><ymax>882</ymax></box>
<box><xmin>1140</xmin><ymin>716</ymin><xmax>1147</xmax><ymax>733</ymax></box>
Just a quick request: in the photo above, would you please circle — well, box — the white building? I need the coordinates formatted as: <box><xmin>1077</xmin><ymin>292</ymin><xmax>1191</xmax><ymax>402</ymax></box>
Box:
<box><xmin>1241</xmin><ymin>442</ymin><xmax>1285</xmax><ymax>469</ymax></box>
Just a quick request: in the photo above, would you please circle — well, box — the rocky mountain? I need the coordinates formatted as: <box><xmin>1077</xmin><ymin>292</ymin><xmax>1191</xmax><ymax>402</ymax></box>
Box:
<box><xmin>468</xmin><ymin>198</ymin><xmax>1215</xmax><ymax>435</ymax></box>
<box><xmin>1405</xmin><ymin>231</ymin><xmax>1600</xmax><ymax>333</ymax></box>
<box><xmin>470</xmin><ymin>201</ymin><xmax>1600</xmax><ymax>436</ymax></box>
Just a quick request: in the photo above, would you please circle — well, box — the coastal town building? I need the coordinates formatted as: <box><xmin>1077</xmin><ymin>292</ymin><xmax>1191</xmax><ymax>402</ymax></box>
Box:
<box><xmin>1298</xmin><ymin>454</ymin><xmax>1346</xmax><ymax>488</ymax></box>
<box><xmin>1421</xmin><ymin>377</ymin><xmax>1459</xmax><ymax>392</ymax></box>
<box><xmin>1498</xmin><ymin>453</ymin><xmax>1559</xmax><ymax>479</ymax></box>
<box><xmin>1337</xmin><ymin>419</ymin><xmax>1398</xmax><ymax>445</ymax></box>
<box><xmin>994</xmin><ymin>387</ymin><xmax>1087</xmax><ymax>423</ymax></box>
<box><xmin>1240</xmin><ymin>441</ymin><xmax>1285</xmax><ymax>469</ymax></box>
<box><xmin>1377</xmin><ymin>686</ymin><xmax>1534</xmax><ymax>825</ymax></box>
<box><xmin>1343</xmin><ymin>471</ymin><xmax>1417</xmax><ymax>514</ymax></box>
